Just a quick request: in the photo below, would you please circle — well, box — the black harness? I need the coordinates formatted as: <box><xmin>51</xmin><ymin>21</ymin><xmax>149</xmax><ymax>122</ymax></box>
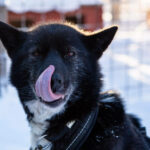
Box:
<box><xmin>35</xmin><ymin>92</ymin><xmax>112</xmax><ymax>150</ymax></box>
<box><xmin>35</xmin><ymin>106</ymin><xmax>99</xmax><ymax>150</ymax></box>
<box><xmin>35</xmin><ymin>92</ymin><xmax>119</xmax><ymax>150</ymax></box>
<box><xmin>66</xmin><ymin>91</ymin><xmax>118</xmax><ymax>150</ymax></box>
<box><xmin>65</xmin><ymin>106</ymin><xmax>99</xmax><ymax>150</ymax></box>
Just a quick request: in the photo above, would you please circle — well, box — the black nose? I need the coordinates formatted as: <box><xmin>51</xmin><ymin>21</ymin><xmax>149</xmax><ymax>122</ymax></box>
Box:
<box><xmin>51</xmin><ymin>73</ymin><xmax>65</xmax><ymax>94</ymax></box>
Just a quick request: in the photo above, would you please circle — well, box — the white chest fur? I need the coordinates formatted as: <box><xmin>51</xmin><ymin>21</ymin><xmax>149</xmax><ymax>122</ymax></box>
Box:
<box><xmin>25</xmin><ymin>100</ymin><xmax>65</xmax><ymax>149</ymax></box>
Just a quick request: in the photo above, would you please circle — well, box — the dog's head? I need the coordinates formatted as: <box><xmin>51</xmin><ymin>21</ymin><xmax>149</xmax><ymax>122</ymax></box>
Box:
<box><xmin>0</xmin><ymin>22</ymin><xmax>117</xmax><ymax>108</ymax></box>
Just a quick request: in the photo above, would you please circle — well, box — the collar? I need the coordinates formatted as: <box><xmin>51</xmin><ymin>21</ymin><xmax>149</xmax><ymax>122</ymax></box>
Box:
<box><xmin>65</xmin><ymin>106</ymin><xmax>99</xmax><ymax>150</ymax></box>
<box><xmin>35</xmin><ymin>106</ymin><xmax>99</xmax><ymax>150</ymax></box>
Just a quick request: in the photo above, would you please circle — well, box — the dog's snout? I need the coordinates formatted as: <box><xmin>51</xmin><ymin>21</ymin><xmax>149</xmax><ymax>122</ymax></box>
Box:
<box><xmin>51</xmin><ymin>73</ymin><xmax>65</xmax><ymax>94</ymax></box>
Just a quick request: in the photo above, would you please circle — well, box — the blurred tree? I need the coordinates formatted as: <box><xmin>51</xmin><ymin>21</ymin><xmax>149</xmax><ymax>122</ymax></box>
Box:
<box><xmin>0</xmin><ymin>0</ymin><xmax>8</xmax><ymax>96</ymax></box>
<box><xmin>110</xmin><ymin>0</ymin><xmax>121</xmax><ymax>23</ymax></box>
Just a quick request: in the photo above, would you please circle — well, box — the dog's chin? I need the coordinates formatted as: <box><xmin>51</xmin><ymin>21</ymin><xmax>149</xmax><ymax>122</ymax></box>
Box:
<box><xmin>40</xmin><ymin>97</ymin><xmax>66</xmax><ymax>108</ymax></box>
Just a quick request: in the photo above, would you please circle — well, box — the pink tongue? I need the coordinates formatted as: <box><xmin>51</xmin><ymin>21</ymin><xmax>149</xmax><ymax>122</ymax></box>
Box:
<box><xmin>35</xmin><ymin>65</ymin><xmax>64</xmax><ymax>102</ymax></box>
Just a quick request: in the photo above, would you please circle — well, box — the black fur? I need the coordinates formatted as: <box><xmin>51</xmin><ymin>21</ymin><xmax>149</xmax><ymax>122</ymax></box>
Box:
<box><xmin>0</xmin><ymin>21</ymin><xmax>149</xmax><ymax>150</ymax></box>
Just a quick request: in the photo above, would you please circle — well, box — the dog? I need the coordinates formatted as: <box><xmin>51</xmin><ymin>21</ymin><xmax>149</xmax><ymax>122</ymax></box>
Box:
<box><xmin>0</xmin><ymin>21</ymin><xmax>150</xmax><ymax>150</ymax></box>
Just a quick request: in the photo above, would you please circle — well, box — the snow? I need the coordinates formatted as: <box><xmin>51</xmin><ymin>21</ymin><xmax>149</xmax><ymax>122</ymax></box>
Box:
<box><xmin>4</xmin><ymin>0</ymin><xmax>103</xmax><ymax>13</ymax></box>
<box><xmin>0</xmin><ymin>86</ymin><xmax>30</xmax><ymax>150</ymax></box>
<box><xmin>0</xmin><ymin>0</ymin><xmax>5</xmax><ymax>6</ymax></box>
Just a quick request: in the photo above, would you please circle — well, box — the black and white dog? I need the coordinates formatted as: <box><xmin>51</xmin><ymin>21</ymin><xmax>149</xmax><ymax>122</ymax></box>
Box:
<box><xmin>0</xmin><ymin>21</ymin><xmax>150</xmax><ymax>150</ymax></box>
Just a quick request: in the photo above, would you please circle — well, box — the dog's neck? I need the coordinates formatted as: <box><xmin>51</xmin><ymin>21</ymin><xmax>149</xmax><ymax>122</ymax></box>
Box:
<box><xmin>28</xmin><ymin>101</ymin><xmax>99</xmax><ymax>150</ymax></box>
<box><xmin>24</xmin><ymin>90</ymin><xmax>99</xmax><ymax>150</ymax></box>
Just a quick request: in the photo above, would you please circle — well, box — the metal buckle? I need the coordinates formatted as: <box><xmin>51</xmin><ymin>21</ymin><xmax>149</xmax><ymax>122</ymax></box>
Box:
<box><xmin>34</xmin><ymin>135</ymin><xmax>51</xmax><ymax>150</ymax></box>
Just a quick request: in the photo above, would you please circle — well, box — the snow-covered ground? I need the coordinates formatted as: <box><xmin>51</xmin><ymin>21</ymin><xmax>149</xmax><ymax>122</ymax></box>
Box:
<box><xmin>0</xmin><ymin>86</ymin><xmax>30</xmax><ymax>150</ymax></box>
<box><xmin>0</xmin><ymin>24</ymin><xmax>150</xmax><ymax>149</ymax></box>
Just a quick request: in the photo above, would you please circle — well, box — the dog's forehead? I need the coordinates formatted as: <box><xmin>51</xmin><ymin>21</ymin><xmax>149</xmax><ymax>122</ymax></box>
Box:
<box><xmin>27</xmin><ymin>24</ymin><xmax>83</xmax><ymax>49</ymax></box>
<box><xmin>31</xmin><ymin>24</ymin><xmax>80</xmax><ymax>39</ymax></box>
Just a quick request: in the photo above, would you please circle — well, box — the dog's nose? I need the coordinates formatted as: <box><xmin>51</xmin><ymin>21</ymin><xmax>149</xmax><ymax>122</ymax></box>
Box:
<box><xmin>51</xmin><ymin>74</ymin><xmax>65</xmax><ymax>94</ymax></box>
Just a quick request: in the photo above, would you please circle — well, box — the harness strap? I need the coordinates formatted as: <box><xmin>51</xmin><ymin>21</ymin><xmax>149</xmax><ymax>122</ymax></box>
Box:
<box><xmin>65</xmin><ymin>106</ymin><xmax>99</xmax><ymax>150</ymax></box>
<box><xmin>35</xmin><ymin>107</ymin><xmax>99</xmax><ymax>150</ymax></box>
<box><xmin>36</xmin><ymin>91</ymin><xmax>119</xmax><ymax>150</ymax></box>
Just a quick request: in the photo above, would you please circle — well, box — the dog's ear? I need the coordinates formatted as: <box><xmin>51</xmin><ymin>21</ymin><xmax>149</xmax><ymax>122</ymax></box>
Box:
<box><xmin>0</xmin><ymin>21</ymin><xmax>26</xmax><ymax>58</ymax></box>
<box><xmin>83</xmin><ymin>26</ymin><xmax>118</xmax><ymax>59</ymax></box>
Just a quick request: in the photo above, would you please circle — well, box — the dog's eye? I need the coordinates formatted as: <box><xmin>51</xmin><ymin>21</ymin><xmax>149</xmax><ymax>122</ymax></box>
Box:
<box><xmin>29</xmin><ymin>46</ymin><xmax>41</xmax><ymax>57</ymax></box>
<box><xmin>31</xmin><ymin>48</ymin><xmax>41</xmax><ymax>57</ymax></box>
<box><xmin>67</xmin><ymin>51</ymin><xmax>75</xmax><ymax>57</ymax></box>
<box><xmin>64</xmin><ymin>51</ymin><xmax>75</xmax><ymax>58</ymax></box>
<box><xmin>32</xmin><ymin>51</ymin><xmax>40</xmax><ymax>57</ymax></box>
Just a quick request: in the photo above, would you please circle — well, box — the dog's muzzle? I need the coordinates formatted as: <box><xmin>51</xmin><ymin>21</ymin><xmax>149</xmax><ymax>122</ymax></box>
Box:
<box><xmin>35</xmin><ymin>65</ymin><xmax>65</xmax><ymax>103</ymax></box>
